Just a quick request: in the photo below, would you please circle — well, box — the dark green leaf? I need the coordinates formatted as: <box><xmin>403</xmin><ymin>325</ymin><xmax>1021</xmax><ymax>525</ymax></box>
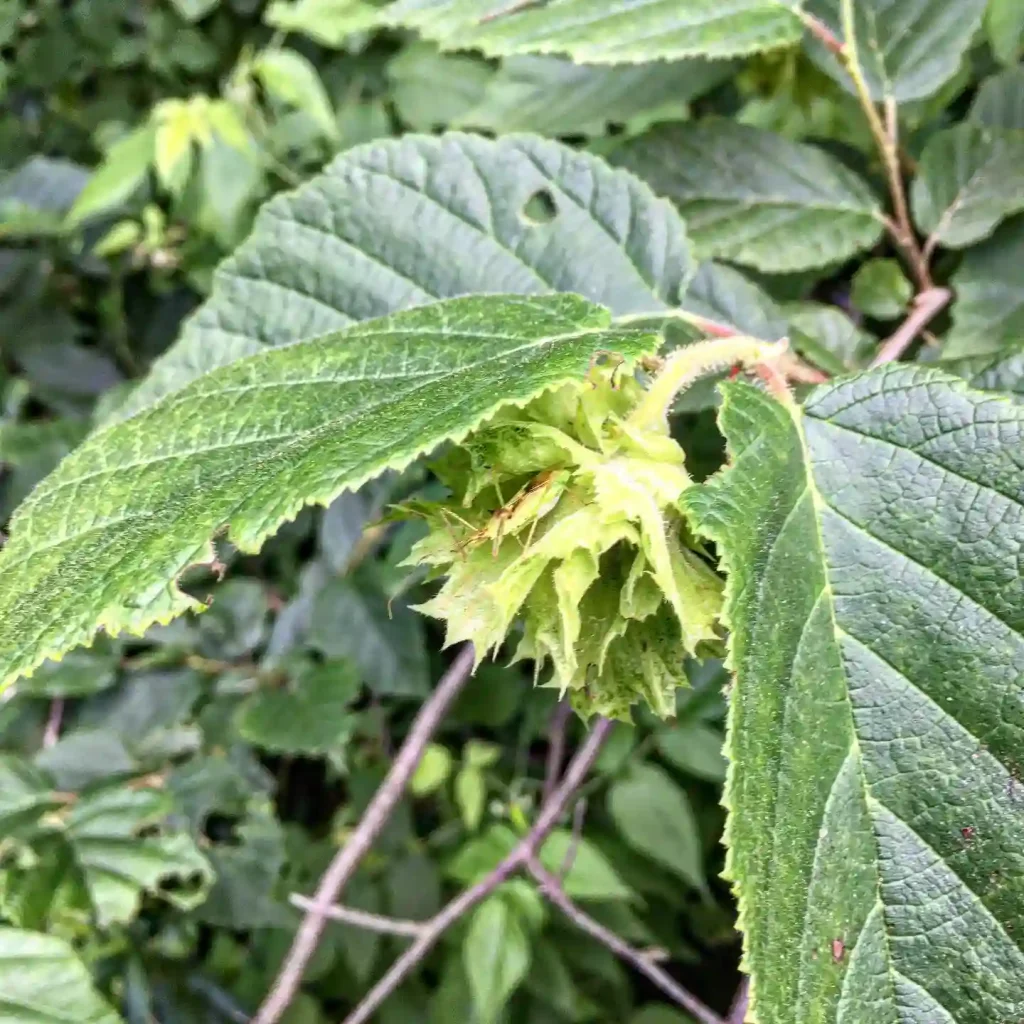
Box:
<box><xmin>685</xmin><ymin>367</ymin><xmax>1024</xmax><ymax>1023</ymax></box>
<box><xmin>615</xmin><ymin>121</ymin><xmax>884</xmax><ymax>273</ymax></box>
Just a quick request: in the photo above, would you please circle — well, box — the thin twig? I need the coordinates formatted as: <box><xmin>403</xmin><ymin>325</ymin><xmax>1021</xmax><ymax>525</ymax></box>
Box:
<box><xmin>341</xmin><ymin>719</ymin><xmax>615</xmax><ymax>1024</ymax></box>
<box><xmin>728</xmin><ymin>978</ymin><xmax>750</xmax><ymax>1024</ymax></box>
<box><xmin>253</xmin><ymin>645</ymin><xmax>477</xmax><ymax>1024</ymax></box>
<box><xmin>43</xmin><ymin>698</ymin><xmax>64</xmax><ymax>749</ymax></box>
<box><xmin>870</xmin><ymin>287</ymin><xmax>951</xmax><ymax>367</ymax></box>
<box><xmin>527</xmin><ymin>856</ymin><xmax>726</xmax><ymax>1024</ymax></box>
<box><xmin>558</xmin><ymin>797</ymin><xmax>587</xmax><ymax>879</ymax></box>
<box><xmin>289</xmin><ymin>895</ymin><xmax>426</xmax><ymax>938</ymax></box>
<box><xmin>797</xmin><ymin>10</ymin><xmax>845</xmax><ymax>55</ymax></box>
<box><xmin>543</xmin><ymin>701</ymin><xmax>572</xmax><ymax>802</ymax></box>
<box><xmin>838</xmin><ymin>0</ymin><xmax>931</xmax><ymax>291</ymax></box>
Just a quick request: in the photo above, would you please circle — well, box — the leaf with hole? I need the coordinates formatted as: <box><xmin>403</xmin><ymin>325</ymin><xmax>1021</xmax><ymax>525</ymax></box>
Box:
<box><xmin>684</xmin><ymin>366</ymin><xmax>1024</xmax><ymax>1023</ymax></box>
<box><xmin>113</xmin><ymin>132</ymin><xmax>690</xmax><ymax>420</ymax></box>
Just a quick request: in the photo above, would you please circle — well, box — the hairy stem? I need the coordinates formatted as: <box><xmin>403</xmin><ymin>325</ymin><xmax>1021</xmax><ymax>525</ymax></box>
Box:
<box><xmin>543</xmin><ymin>700</ymin><xmax>573</xmax><ymax>802</ymax></box>
<box><xmin>526</xmin><ymin>856</ymin><xmax>726</xmax><ymax>1024</ymax></box>
<box><xmin>340</xmin><ymin>718</ymin><xmax>614</xmax><ymax>1024</ymax></box>
<box><xmin>253</xmin><ymin>645</ymin><xmax>476</xmax><ymax>1024</ymax></box>
<box><xmin>870</xmin><ymin>287</ymin><xmax>951</xmax><ymax>367</ymax></box>
<box><xmin>628</xmin><ymin>337</ymin><xmax>789</xmax><ymax>431</ymax></box>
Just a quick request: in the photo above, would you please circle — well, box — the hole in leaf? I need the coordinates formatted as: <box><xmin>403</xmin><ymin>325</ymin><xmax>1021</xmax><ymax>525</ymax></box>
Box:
<box><xmin>521</xmin><ymin>189</ymin><xmax>557</xmax><ymax>225</ymax></box>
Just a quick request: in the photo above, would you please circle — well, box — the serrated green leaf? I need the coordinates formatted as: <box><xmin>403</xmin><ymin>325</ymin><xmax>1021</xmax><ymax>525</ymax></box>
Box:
<box><xmin>61</xmin><ymin>786</ymin><xmax>212</xmax><ymax>927</ymax></box>
<box><xmin>608</xmin><ymin>763</ymin><xmax>704</xmax><ymax>890</ymax></box>
<box><xmin>264</xmin><ymin>0</ymin><xmax>381</xmax><ymax>45</ymax></box>
<box><xmin>458</xmin><ymin>55</ymin><xmax>735</xmax><ymax>137</ymax></box>
<box><xmin>849</xmin><ymin>258</ymin><xmax>911</xmax><ymax>320</ymax></box>
<box><xmin>614</xmin><ymin>120</ymin><xmax>884</xmax><ymax>273</ymax></box>
<box><xmin>942</xmin><ymin>342</ymin><xmax>1024</xmax><ymax>398</ymax></box>
<box><xmin>236</xmin><ymin>660</ymin><xmax>360</xmax><ymax>754</ymax></box>
<box><xmin>911</xmin><ymin>123</ymin><xmax>1024</xmax><ymax>250</ymax></box>
<box><xmin>66</xmin><ymin>123</ymin><xmax>157</xmax><ymax>227</ymax></box>
<box><xmin>387</xmin><ymin>44</ymin><xmax>493</xmax><ymax>131</ymax></box>
<box><xmin>986</xmin><ymin>0</ymin><xmax>1024</xmax><ymax>66</ymax></box>
<box><xmin>464</xmin><ymin>896</ymin><xmax>532</xmax><ymax>1024</ymax></box>
<box><xmin>805</xmin><ymin>0</ymin><xmax>987</xmax><ymax>102</ymax></box>
<box><xmin>0</xmin><ymin>928</ymin><xmax>123</xmax><ymax>1023</ymax></box>
<box><xmin>539</xmin><ymin>831</ymin><xmax>632</xmax><ymax>901</ymax></box>
<box><xmin>970</xmin><ymin>66</ymin><xmax>1024</xmax><ymax>131</ymax></box>
<box><xmin>656</xmin><ymin>722</ymin><xmax>727</xmax><ymax>782</ymax></box>
<box><xmin>35</xmin><ymin>729</ymin><xmax>137</xmax><ymax>791</ymax></box>
<box><xmin>455</xmin><ymin>766</ymin><xmax>487</xmax><ymax>831</ymax></box>
<box><xmin>253</xmin><ymin>48</ymin><xmax>338</xmax><ymax>141</ymax></box>
<box><xmin>0</xmin><ymin>294</ymin><xmax>656</xmax><ymax>691</ymax></box>
<box><xmin>385</xmin><ymin>0</ymin><xmax>805</xmax><ymax>63</ymax></box>
<box><xmin>116</xmin><ymin>132</ymin><xmax>691</xmax><ymax>419</ymax></box>
<box><xmin>0</xmin><ymin>754</ymin><xmax>57</xmax><ymax>835</ymax></box>
<box><xmin>410</xmin><ymin>743</ymin><xmax>453</xmax><ymax>796</ymax></box>
<box><xmin>308</xmin><ymin>579</ymin><xmax>429</xmax><ymax>697</ymax></box>
<box><xmin>945</xmin><ymin>215</ymin><xmax>1024</xmax><ymax>358</ymax></box>
<box><xmin>786</xmin><ymin>302</ymin><xmax>874</xmax><ymax>375</ymax></box>
<box><xmin>684</xmin><ymin>367</ymin><xmax>1024</xmax><ymax>1023</ymax></box>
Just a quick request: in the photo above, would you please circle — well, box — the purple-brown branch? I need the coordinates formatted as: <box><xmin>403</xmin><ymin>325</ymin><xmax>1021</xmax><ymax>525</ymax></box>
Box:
<box><xmin>340</xmin><ymin>718</ymin><xmax>615</xmax><ymax>1024</ymax></box>
<box><xmin>870</xmin><ymin>287</ymin><xmax>951</xmax><ymax>367</ymax></box>
<box><xmin>253</xmin><ymin>644</ymin><xmax>477</xmax><ymax>1024</ymax></box>
<box><xmin>527</xmin><ymin>856</ymin><xmax>727</xmax><ymax>1024</ymax></box>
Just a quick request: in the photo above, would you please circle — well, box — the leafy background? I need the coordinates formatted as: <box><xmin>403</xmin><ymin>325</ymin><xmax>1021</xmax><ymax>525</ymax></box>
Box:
<box><xmin>0</xmin><ymin>1</ymin><xmax>1021</xmax><ymax>1022</ymax></box>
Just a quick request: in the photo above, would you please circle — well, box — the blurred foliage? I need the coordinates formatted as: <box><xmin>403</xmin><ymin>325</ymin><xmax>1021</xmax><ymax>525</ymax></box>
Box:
<box><xmin>0</xmin><ymin>1</ymin><xmax>1017</xmax><ymax>1021</ymax></box>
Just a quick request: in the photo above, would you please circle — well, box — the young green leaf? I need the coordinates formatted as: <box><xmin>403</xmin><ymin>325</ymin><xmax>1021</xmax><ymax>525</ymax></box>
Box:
<box><xmin>911</xmin><ymin>123</ymin><xmax>1024</xmax><ymax>250</ymax></box>
<box><xmin>0</xmin><ymin>294</ymin><xmax>656</xmax><ymax>690</ymax></box>
<box><xmin>66</xmin><ymin>123</ymin><xmax>157</xmax><ymax>227</ymax></box>
<box><xmin>115</xmin><ymin>132</ymin><xmax>692</xmax><ymax>419</ymax></box>
<box><xmin>970</xmin><ymin>66</ymin><xmax>1024</xmax><ymax>131</ymax></box>
<box><xmin>464</xmin><ymin>896</ymin><xmax>532</xmax><ymax>1023</ymax></box>
<box><xmin>410</xmin><ymin>743</ymin><xmax>453</xmax><ymax>796</ymax></box>
<box><xmin>253</xmin><ymin>48</ymin><xmax>338</xmax><ymax>141</ymax></box>
<box><xmin>614</xmin><ymin>121</ymin><xmax>884</xmax><ymax>273</ymax></box>
<box><xmin>608</xmin><ymin>763</ymin><xmax>704</xmax><ymax>890</ymax></box>
<box><xmin>945</xmin><ymin>215</ymin><xmax>1024</xmax><ymax>358</ymax></box>
<box><xmin>849</xmin><ymin>258</ymin><xmax>911</xmax><ymax>320</ymax></box>
<box><xmin>685</xmin><ymin>367</ymin><xmax>1024</xmax><ymax>1023</ymax></box>
<box><xmin>985</xmin><ymin>0</ymin><xmax>1024</xmax><ymax>66</ymax></box>
<box><xmin>943</xmin><ymin>342</ymin><xmax>1024</xmax><ymax>398</ymax></box>
<box><xmin>806</xmin><ymin>0</ymin><xmax>987</xmax><ymax>102</ymax></box>
<box><xmin>384</xmin><ymin>0</ymin><xmax>805</xmax><ymax>63</ymax></box>
<box><xmin>0</xmin><ymin>928</ymin><xmax>123</xmax><ymax>1024</ymax></box>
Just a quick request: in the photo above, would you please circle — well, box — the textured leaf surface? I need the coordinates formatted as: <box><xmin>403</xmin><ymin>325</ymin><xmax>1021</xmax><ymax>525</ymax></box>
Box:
<box><xmin>459</xmin><ymin>56</ymin><xmax>734</xmax><ymax>137</ymax></box>
<box><xmin>946</xmin><ymin>216</ymin><xmax>1024</xmax><ymax>358</ymax></box>
<box><xmin>970</xmin><ymin>66</ymin><xmax>1024</xmax><ymax>130</ymax></box>
<box><xmin>943</xmin><ymin>343</ymin><xmax>1024</xmax><ymax>398</ymax></box>
<box><xmin>0</xmin><ymin>294</ymin><xmax>656</xmax><ymax>689</ymax></box>
<box><xmin>911</xmin><ymin>123</ymin><xmax>1024</xmax><ymax>250</ymax></box>
<box><xmin>118</xmin><ymin>132</ymin><xmax>691</xmax><ymax>419</ymax></box>
<box><xmin>806</xmin><ymin>0</ymin><xmax>987</xmax><ymax>102</ymax></box>
<box><xmin>0</xmin><ymin>929</ymin><xmax>122</xmax><ymax>1024</ymax></box>
<box><xmin>685</xmin><ymin>367</ymin><xmax>1024</xmax><ymax>1023</ymax></box>
<box><xmin>614</xmin><ymin>121</ymin><xmax>883</xmax><ymax>272</ymax></box>
<box><xmin>384</xmin><ymin>0</ymin><xmax>804</xmax><ymax>63</ymax></box>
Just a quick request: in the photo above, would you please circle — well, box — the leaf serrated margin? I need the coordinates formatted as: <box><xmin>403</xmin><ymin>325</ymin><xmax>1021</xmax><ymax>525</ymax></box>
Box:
<box><xmin>0</xmin><ymin>295</ymin><xmax>658</xmax><ymax>691</ymax></box>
